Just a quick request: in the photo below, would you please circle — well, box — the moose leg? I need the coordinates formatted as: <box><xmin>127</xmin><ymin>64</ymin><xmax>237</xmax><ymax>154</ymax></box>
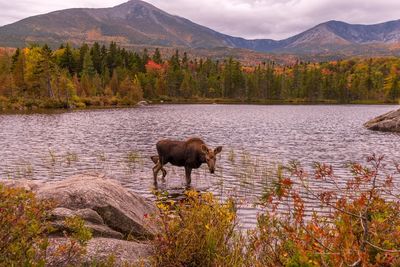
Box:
<box><xmin>150</xmin><ymin>156</ymin><xmax>167</xmax><ymax>184</ymax></box>
<box><xmin>185</xmin><ymin>166</ymin><xmax>192</xmax><ymax>187</ymax></box>
<box><xmin>161</xmin><ymin>168</ymin><xmax>167</xmax><ymax>182</ymax></box>
<box><xmin>153</xmin><ymin>162</ymin><xmax>163</xmax><ymax>186</ymax></box>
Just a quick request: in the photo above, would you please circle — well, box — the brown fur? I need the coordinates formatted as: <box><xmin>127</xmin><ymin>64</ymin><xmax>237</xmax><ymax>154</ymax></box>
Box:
<box><xmin>151</xmin><ymin>138</ymin><xmax>222</xmax><ymax>186</ymax></box>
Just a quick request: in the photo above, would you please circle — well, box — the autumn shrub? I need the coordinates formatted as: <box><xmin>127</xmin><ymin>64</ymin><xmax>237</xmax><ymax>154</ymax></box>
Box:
<box><xmin>250</xmin><ymin>154</ymin><xmax>400</xmax><ymax>266</ymax></box>
<box><xmin>0</xmin><ymin>95</ymin><xmax>10</xmax><ymax>110</ymax></box>
<box><xmin>0</xmin><ymin>184</ymin><xmax>93</xmax><ymax>266</ymax></box>
<box><xmin>70</xmin><ymin>95</ymin><xmax>86</xmax><ymax>108</ymax></box>
<box><xmin>0</xmin><ymin>184</ymin><xmax>54</xmax><ymax>266</ymax></box>
<box><xmin>152</xmin><ymin>155</ymin><xmax>400</xmax><ymax>267</ymax></box>
<box><xmin>38</xmin><ymin>99</ymin><xmax>69</xmax><ymax>109</ymax></box>
<box><xmin>152</xmin><ymin>190</ymin><xmax>246</xmax><ymax>267</ymax></box>
<box><xmin>46</xmin><ymin>216</ymin><xmax>93</xmax><ymax>267</ymax></box>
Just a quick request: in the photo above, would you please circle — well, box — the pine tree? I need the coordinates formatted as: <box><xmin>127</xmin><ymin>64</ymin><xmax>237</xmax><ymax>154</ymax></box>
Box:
<box><xmin>180</xmin><ymin>71</ymin><xmax>192</xmax><ymax>98</ymax></box>
<box><xmin>81</xmin><ymin>52</ymin><xmax>96</xmax><ymax>77</ymax></box>
<box><xmin>152</xmin><ymin>48</ymin><xmax>163</xmax><ymax>64</ymax></box>
<box><xmin>59</xmin><ymin>43</ymin><xmax>76</xmax><ymax>75</ymax></box>
<box><xmin>110</xmin><ymin>69</ymin><xmax>119</xmax><ymax>95</ymax></box>
<box><xmin>38</xmin><ymin>45</ymin><xmax>55</xmax><ymax>98</ymax></box>
<box><xmin>90</xmin><ymin>42</ymin><xmax>102</xmax><ymax>74</ymax></box>
<box><xmin>155</xmin><ymin>75</ymin><xmax>167</xmax><ymax>96</ymax></box>
<box><xmin>11</xmin><ymin>48</ymin><xmax>26</xmax><ymax>95</ymax></box>
<box><xmin>78</xmin><ymin>43</ymin><xmax>89</xmax><ymax>75</ymax></box>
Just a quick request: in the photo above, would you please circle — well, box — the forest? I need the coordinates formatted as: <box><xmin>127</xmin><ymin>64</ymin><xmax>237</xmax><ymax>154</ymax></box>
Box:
<box><xmin>0</xmin><ymin>42</ymin><xmax>399</xmax><ymax>109</ymax></box>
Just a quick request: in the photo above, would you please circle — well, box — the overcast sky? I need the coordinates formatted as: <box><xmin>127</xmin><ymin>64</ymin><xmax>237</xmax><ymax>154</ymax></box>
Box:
<box><xmin>0</xmin><ymin>0</ymin><xmax>399</xmax><ymax>40</ymax></box>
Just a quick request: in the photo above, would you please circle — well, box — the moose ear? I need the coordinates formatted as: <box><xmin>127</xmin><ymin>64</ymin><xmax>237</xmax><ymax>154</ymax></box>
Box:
<box><xmin>201</xmin><ymin>144</ymin><xmax>209</xmax><ymax>154</ymax></box>
<box><xmin>214</xmin><ymin>146</ymin><xmax>222</xmax><ymax>154</ymax></box>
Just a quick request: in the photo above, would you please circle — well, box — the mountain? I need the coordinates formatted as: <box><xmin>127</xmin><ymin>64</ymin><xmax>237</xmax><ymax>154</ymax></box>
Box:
<box><xmin>0</xmin><ymin>0</ymin><xmax>399</xmax><ymax>56</ymax></box>
<box><xmin>0</xmin><ymin>0</ymin><xmax>246</xmax><ymax>48</ymax></box>
<box><xmin>273</xmin><ymin>20</ymin><xmax>400</xmax><ymax>54</ymax></box>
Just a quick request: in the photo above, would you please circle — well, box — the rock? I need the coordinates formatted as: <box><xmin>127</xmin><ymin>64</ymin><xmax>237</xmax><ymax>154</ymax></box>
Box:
<box><xmin>50</xmin><ymin>220</ymin><xmax>124</xmax><ymax>239</ymax></box>
<box><xmin>48</xmin><ymin>237</ymin><xmax>152</xmax><ymax>266</ymax></box>
<box><xmin>50</xmin><ymin>208</ymin><xmax>124</xmax><ymax>239</ymax></box>
<box><xmin>84</xmin><ymin>238</ymin><xmax>152</xmax><ymax>266</ymax></box>
<box><xmin>364</xmin><ymin>108</ymin><xmax>400</xmax><ymax>132</ymax></box>
<box><xmin>36</xmin><ymin>174</ymin><xmax>157</xmax><ymax>240</ymax></box>
<box><xmin>136</xmin><ymin>100</ymin><xmax>149</xmax><ymax>106</ymax></box>
<box><xmin>51</xmin><ymin>207</ymin><xmax>104</xmax><ymax>225</ymax></box>
<box><xmin>0</xmin><ymin>178</ymin><xmax>42</xmax><ymax>191</ymax></box>
<box><xmin>1</xmin><ymin>174</ymin><xmax>158</xmax><ymax>264</ymax></box>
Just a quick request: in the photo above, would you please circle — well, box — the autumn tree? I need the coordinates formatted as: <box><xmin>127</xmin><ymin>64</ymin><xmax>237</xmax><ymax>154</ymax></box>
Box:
<box><xmin>0</xmin><ymin>52</ymin><xmax>13</xmax><ymax>96</ymax></box>
<box><xmin>384</xmin><ymin>64</ymin><xmax>400</xmax><ymax>101</ymax></box>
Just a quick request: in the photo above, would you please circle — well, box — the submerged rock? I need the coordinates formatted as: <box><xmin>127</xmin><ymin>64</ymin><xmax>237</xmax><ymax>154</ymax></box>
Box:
<box><xmin>364</xmin><ymin>108</ymin><xmax>400</xmax><ymax>132</ymax></box>
<box><xmin>136</xmin><ymin>100</ymin><xmax>149</xmax><ymax>106</ymax></box>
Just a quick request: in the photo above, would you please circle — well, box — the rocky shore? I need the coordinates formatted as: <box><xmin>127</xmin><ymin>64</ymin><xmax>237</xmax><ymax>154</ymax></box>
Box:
<box><xmin>364</xmin><ymin>108</ymin><xmax>400</xmax><ymax>132</ymax></box>
<box><xmin>1</xmin><ymin>174</ymin><xmax>157</xmax><ymax>265</ymax></box>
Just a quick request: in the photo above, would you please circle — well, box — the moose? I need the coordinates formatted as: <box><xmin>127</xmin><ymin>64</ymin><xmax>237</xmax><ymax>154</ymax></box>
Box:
<box><xmin>151</xmin><ymin>138</ymin><xmax>222</xmax><ymax>186</ymax></box>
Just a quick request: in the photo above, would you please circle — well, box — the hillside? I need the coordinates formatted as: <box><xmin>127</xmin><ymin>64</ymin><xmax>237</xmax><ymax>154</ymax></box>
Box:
<box><xmin>0</xmin><ymin>0</ymin><xmax>399</xmax><ymax>56</ymax></box>
<box><xmin>0</xmin><ymin>0</ymin><xmax>239</xmax><ymax>48</ymax></box>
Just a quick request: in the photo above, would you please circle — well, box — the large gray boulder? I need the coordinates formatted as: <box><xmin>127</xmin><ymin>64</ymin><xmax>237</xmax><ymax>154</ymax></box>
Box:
<box><xmin>1</xmin><ymin>174</ymin><xmax>157</xmax><ymax>240</ymax></box>
<box><xmin>364</xmin><ymin>108</ymin><xmax>400</xmax><ymax>132</ymax></box>
<box><xmin>1</xmin><ymin>174</ymin><xmax>158</xmax><ymax>265</ymax></box>
<box><xmin>36</xmin><ymin>174</ymin><xmax>157</xmax><ymax>240</ymax></box>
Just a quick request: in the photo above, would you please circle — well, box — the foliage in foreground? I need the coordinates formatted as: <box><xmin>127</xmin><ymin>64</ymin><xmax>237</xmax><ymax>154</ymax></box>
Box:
<box><xmin>2</xmin><ymin>154</ymin><xmax>400</xmax><ymax>266</ymax></box>
<box><xmin>0</xmin><ymin>184</ymin><xmax>92</xmax><ymax>267</ymax></box>
<box><xmin>0</xmin><ymin>185</ymin><xmax>52</xmax><ymax>266</ymax></box>
<box><xmin>152</xmin><ymin>191</ymin><xmax>246</xmax><ymax>267</ymax></box>
<box><xmin>153</xmin><ymin>155</ymin><xmax>400</xmax><ymax>267</ymax></box>
<box><xmin>252</xmin><ymin>154</ymin><xmax>400</xmax><ymax>266</ymax></box>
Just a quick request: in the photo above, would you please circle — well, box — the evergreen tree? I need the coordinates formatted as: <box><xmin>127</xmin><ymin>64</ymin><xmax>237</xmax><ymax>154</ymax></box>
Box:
<box><xmin>152</xmin><ymin>48</ymin><xmax>162</xmax><ymax>64</ymax></box>
<box><xmin>110</xmin><ymin>69</ymin><xmax>119</xmax><ymax>95</ymax></box>
<box><xmin>90</xmin><ymin>42</ymin><xmax>102</xmax><ymax>74</ymax></box>
<box><xmin>81</xmin><ymin>51</ymin><xmax>96</xmax><ymax>77</ymax></box>
<box><xmin>11</xmin><ymin>48</ymin><xmax>26</xmax><ymax>95</ymax></box>
<box><xmin>180</xmin><ymin>71</ymin><xmax>192</xmax><ymax>98</ymax></box>
<box><xmin>59</xmin><ymin>43</ymin><xmax>76</xmax><ymax>75</ymax></box>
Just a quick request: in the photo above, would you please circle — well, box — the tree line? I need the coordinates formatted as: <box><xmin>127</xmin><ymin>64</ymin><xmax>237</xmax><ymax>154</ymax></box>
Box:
<box><xmin>0</xmin><ymin>42</ymin><xmax>399</xmax><ymax>109</ymax></box>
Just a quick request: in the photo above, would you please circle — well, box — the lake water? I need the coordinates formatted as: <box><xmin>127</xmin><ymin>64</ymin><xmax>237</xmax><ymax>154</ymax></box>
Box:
<box><xmin>1</xmin><ymin>104</ymin><xmax>399</xmax><ymax>227</ymax></box>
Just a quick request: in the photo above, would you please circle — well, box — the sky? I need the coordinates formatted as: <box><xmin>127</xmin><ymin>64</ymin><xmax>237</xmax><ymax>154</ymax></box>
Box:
<box><xmin>0</xmin><ymin>0</ymin><xmax>399</xmax><ymax>40</ymax></box>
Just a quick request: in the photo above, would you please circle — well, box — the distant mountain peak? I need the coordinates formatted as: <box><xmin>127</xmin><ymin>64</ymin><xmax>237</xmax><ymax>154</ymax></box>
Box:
<box><xmin>112</xmin><ymin>0</ymin><xmax>166</xmax><ymax>14</ymax></box>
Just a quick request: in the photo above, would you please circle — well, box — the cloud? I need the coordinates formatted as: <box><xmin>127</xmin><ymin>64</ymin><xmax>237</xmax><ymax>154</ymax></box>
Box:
<box><xmin>0</xmin><ymin>0</ymin><xmax>399</xmax><ymax>39</ymax></box>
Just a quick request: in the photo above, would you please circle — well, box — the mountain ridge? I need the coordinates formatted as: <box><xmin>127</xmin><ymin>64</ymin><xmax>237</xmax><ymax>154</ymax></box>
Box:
<box><xmin>0</xmin><ymin>0</ymin><xmax>399</xmax><ymax>56</ymax></box>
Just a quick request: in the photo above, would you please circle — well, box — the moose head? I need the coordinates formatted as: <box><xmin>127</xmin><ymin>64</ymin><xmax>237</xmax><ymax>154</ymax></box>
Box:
<box><xmin>201</xmin><ymin>144</ymin><xmax>223</xmax><ymax>174</ymax></box>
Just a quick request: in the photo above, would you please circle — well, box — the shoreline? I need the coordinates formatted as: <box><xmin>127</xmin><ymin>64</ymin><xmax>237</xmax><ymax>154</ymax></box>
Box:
<box><xmin>0</xmin><ymin>97</ymin><xmax>398</xmax><ymax>115</ymax></box>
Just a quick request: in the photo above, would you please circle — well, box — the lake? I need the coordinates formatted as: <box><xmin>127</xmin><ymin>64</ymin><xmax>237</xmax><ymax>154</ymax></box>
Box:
<box><xmin>1</xmin><ymin>104</ymin><xmax>399</xmax><ymax>227</ymax></box>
